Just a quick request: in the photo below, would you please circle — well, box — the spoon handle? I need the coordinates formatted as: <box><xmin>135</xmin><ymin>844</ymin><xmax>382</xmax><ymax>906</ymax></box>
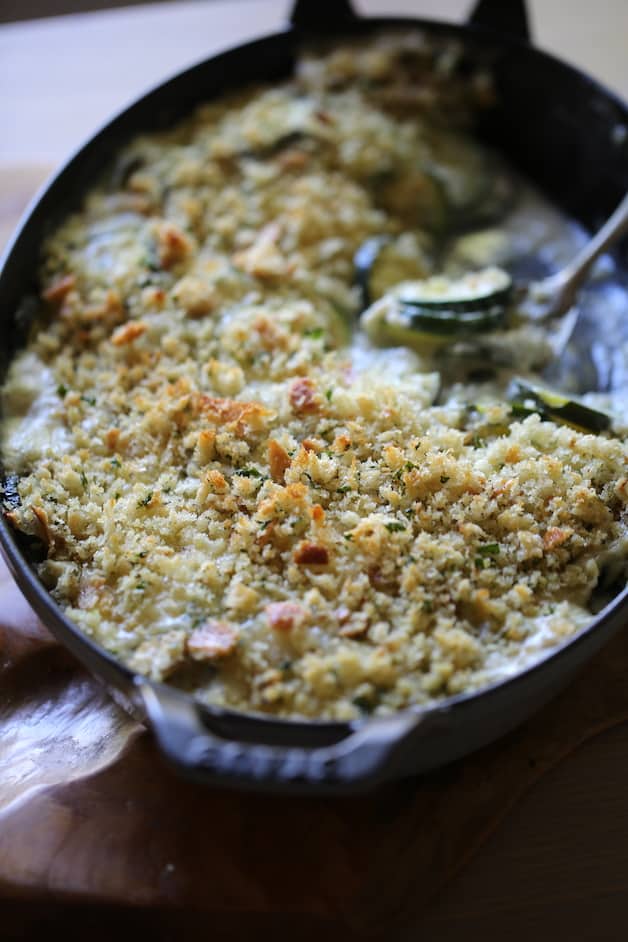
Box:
<box><xmin>539</xmin><ymin>191</ymin><xmax>628</xmax><ymax>317</ymax></box>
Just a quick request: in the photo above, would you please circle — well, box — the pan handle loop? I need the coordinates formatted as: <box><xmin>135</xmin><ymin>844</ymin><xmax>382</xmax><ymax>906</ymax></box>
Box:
<box><xmin>467</xmin><ymin>0</ymin><xmax>532</xmax><ymax>43</ymax></box>
<box><xmin>139</xmin><ymin>680</ymin><xmax>421</xmax><ymax>793</ymax></box>
<box><xmin>290</xmin><ymin>0</ymin><xmax>359</xmax><ymax>31</ymax></box>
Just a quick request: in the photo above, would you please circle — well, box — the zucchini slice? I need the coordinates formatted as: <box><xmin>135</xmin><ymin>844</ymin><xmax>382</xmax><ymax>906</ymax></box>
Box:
<box><xmin>401</xmin><ymin>303</ymin><xmax>506</xmax><ymax>336</ymax></box>
<box><xmin>361</xmin><ymin>267</ymin><xmax>511</xmax><ymax>348</ymax></box>
<box><xmin>398</xmin><ymin>268</ymin><xmax>513</xmax><ymax>313</ymax></box>
<box><xmin>374</xmin><ymin>167</ymin><xmax>450</xmax><ymax>233</ymax></box>
<box><xmin>509</xmin><ymin>380</ymin><xmax>612</xmax><ymax>433</ymax></box>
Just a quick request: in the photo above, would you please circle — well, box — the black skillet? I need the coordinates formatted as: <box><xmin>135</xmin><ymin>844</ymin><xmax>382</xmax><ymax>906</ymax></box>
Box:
<box><xmin>0</xmin><ymin>0</ymin><xmax>627</xmax><ymax>793</ymax></box>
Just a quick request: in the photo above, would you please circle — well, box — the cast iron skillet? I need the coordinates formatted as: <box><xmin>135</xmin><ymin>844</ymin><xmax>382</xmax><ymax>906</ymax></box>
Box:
<box><xmin>1</xmin><ymin>0</ymin><xmax>627</xmax><ymax>793</ymax></box>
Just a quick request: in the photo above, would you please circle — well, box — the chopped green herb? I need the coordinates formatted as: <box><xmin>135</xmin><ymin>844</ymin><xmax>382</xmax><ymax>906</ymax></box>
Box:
<box><xmin>136</xmin><ymin>550</ymin><xmax>148</xmax><ymax>559</ymax></box>
<box><xmin>404</xmin><ymin>461</ymin><xmax>417</xmax><ymax>472</ymax></box>
<box><xmin>135</xmin><ymin>581</ymin><xmax>147</xmax><ymax>591</ymax></box>
<box><xmin>440</xmin><ymin>475</ymin><xmax>450</xmax><ymax>484</ymax></box>
<box><xmin>336</xmin><ymin>485</ymin><xmax>351</xmax><ymax>494</ymax></box>
<box><xmin>477</xmin><ymin>543</ymin><xmax>500</xmax><ymax>557</ymax></box>
<box><xmin>80</xmin><ymin>394</ymin><xmax>96</xmax><ymax>406</ymax></box>
<box><xmin>280</xmin><ymin>659</ymin><xmax>293</xmax><ymax>672</ymax></box>
<box><xmin>110</xmin><ymin>457</ymin><xmax>121</xmax><ymax>469</ymax></box>
<box><xmin>57</xmin><ymin>383</ymin><xmax>68</xmax><ymax>398</ymax></box>
<box><xmin>258</xmin><ymin>519</ymin><xmax>272</xmax><ymax>530</ymax></box>
<box><xmin>385</xmin><ymin>521</ymin><xmax>406</xmax><ymax>533</ymax></box>
<box><xmin>235</xmin><ymin>467</ymin><xmax>262</xmax><ymax>478</ymax></box>
<box><xmin>138</xmin><ymin>491</ymin><xmax>153</xmax><ymax>507</ymax></box>
<box><xmin>344</xmin><ymin>533</ymin><xmax>354</xmax><ymax>542</ymax></box>
<box><xmin>304</xmin><ymin>327</ymin><xmax>324</xmax><ymax>340</ymax></box>
<box><xmin>325</xmin><ymin>388</ymin><xmax>334</xmax><ymax>402</ymax></box>
<box><xmin>422</xmin><ymin>599</ymin><xmax>434</xmax><ymax>613</ymax></box>
<box><xmin>510</xmin><ymin>401</ymin><xmax>535</xmax><ymax>418</ymax></box>
<box><xmin>353</xmin><ymin>696</ymin><xmax>375</xmax><ymax>714</ymax></box>
<box><xmin>474</xmin><ymin>557</ymin><xmax>486</xmax><ymax>570</ymax></box>
<box><xmin>80</xmin><ymin>471</ymin><xmax>88</xmax><ymax>489</ymax></box>
<box><xmin>470</xmin><ymin>435</ymin><xmax>485</xmax><ymax>448</ymax></box>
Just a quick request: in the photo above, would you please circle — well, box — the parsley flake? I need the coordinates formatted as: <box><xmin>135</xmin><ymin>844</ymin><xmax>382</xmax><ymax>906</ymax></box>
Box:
<box><xmin>235</xmin><ymin>467</ymin><xmax>262</xmax><ymax>479</ymax></box>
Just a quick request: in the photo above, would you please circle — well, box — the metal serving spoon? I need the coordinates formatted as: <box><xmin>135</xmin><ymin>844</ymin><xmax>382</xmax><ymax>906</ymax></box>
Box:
<box><xmin>521</xmin><ymin>191</ymin><xmax>628</xmax><ymax>321</ymax></box>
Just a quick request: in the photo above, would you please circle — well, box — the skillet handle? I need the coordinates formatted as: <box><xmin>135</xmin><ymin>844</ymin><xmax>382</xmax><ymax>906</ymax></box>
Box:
<box><xmin>139</xmin><ymin>680</ymin><xmax>420</xmax><ymax>793</ymax></box>
<box><xmin>290</xmin><ymin>0</ymin><xmax>358</xmax><ymax>31</ymax></box>
<box><xmin>467</xmin><ymin>0</ymin><xmax>531</xmax><ymax>42</ymax></box>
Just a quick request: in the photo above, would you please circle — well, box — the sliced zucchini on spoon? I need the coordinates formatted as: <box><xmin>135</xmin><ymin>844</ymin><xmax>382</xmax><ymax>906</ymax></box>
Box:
<box><xmin>360</xmin><ymin>267</ymin><xmax>512</xmax><ymax>351</ymax></box>
<box><xmin>509</xmin><ymin>379</ymin><xmax>612</xmax><ymax>433</ymax></box>
<box><xmin>397</xmin><ymin>267</ymin><xmax>513</xmax><ymax>313</ymax></box>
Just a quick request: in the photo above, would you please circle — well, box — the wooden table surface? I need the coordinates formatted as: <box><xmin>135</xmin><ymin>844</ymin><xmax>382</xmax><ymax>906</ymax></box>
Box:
<box><xmin>2</xmin><ymin>2</ymin><xmax>628</xmax><ymax>938</ymax></box>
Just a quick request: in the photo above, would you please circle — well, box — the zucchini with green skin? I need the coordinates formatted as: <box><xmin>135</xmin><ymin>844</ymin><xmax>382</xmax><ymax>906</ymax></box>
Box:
<box><xmin>397</xmin><ymin>268</ymin><xmax>513</xmax><ymax>313</ymax></box>
<box><xmin>361</xmin><ymin>299</ymin><xmax>506</xmax><ymax>352</ymax></box>
<box><xmin>374</xmin><ymin>167</ymin><xmax>450</xmax><ymax>232</ymax></box>
<box><xmin>422</xmin><ymin>131</ymin><xmax>517</xmax><ymax>230</ymax></box>
<box><xmin>401</xmin><ymin>302</ymin><xmax>507</xmax><ymax>336</ymax></box>
<box><xmin>360</xmin><ymin>267</ymin><xmax>512</xmax><ymax>349</ymax></box>
<box><xmin>509</xmin><ymin>379</ymin><xmax>612</xmax><ymax>433</ymax></box>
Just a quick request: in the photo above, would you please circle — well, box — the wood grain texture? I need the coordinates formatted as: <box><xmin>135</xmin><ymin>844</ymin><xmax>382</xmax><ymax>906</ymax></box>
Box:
<box><xmin>2</xmin><ymin>594</ymin><xmax>628</xmax><ymax>939</ymax></box>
